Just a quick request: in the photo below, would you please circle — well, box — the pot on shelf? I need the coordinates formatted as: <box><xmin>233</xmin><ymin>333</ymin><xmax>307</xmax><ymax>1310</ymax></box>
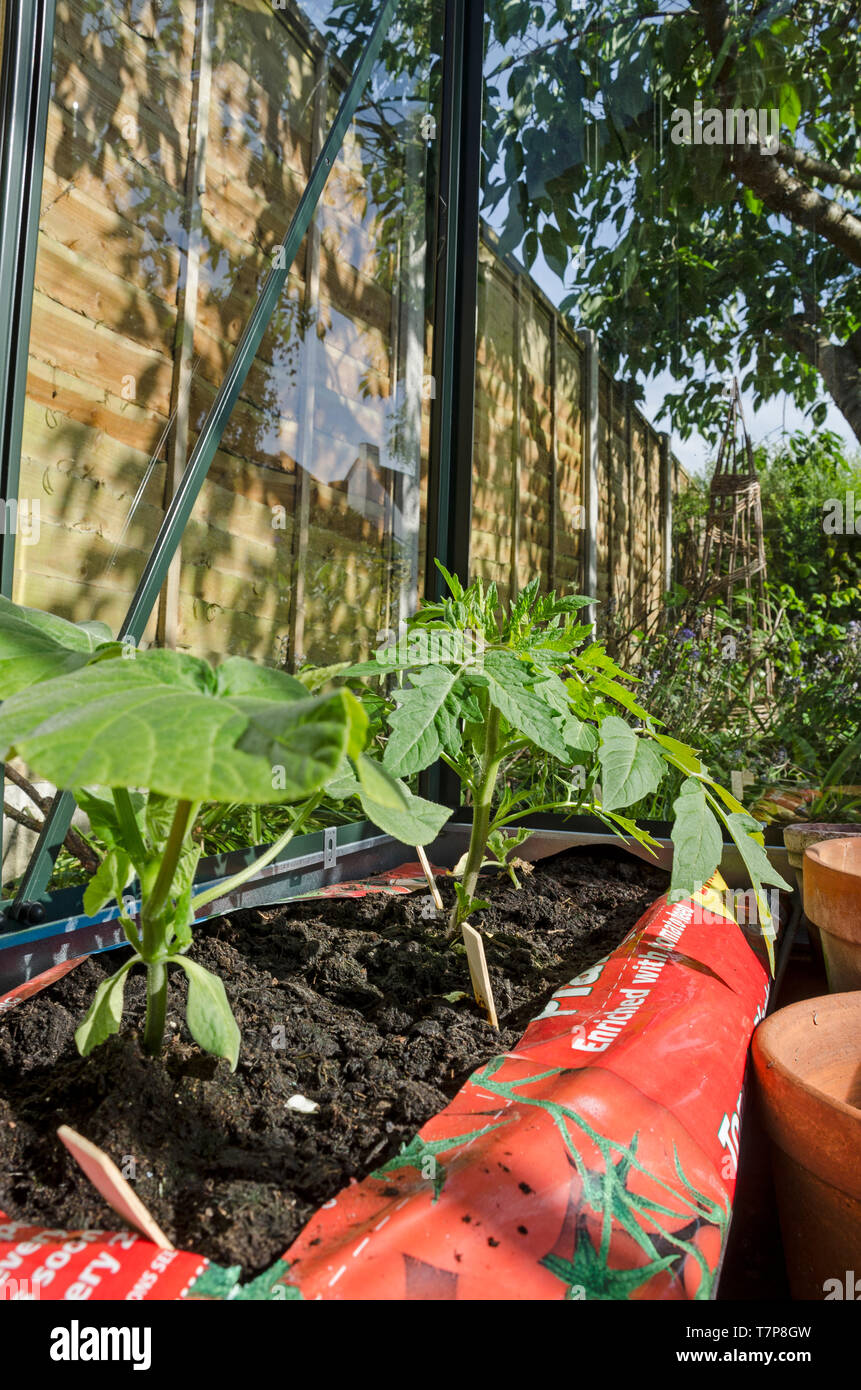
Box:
<box><xmin>783</xmin><ymin>824</ymin><xmax>860</xmax><ymax>968</ymax></box>
<box><xmin>752</xmin><ymin>992</ymin><xmax>861</xmax><ymax>1300</ymax></box>
<box><xmin>803</xmin><ymin>837</ymin><xmax>861</xmax><ymax>992</ymax></box>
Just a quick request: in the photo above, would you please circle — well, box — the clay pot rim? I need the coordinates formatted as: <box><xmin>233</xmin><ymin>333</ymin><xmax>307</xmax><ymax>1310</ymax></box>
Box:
<box><xmin>804</xmin><ymin>836</ymin><xmax>861</xmax><ymax>880</ymax></box>
<box><xmin>753</xmin><ymin>991</ymin><xmax>861</xmax><ymax>1127</ymax></box>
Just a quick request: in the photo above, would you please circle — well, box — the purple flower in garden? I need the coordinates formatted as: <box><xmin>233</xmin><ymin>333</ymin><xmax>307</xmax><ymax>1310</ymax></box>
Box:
<box><xmin>678</xmin><ymin>627</ymin><xmax>695</xmax><ymax>643</ymax></box>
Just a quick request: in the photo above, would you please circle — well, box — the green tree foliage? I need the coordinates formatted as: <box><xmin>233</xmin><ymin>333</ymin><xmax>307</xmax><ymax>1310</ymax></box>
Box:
<box><xmin>477</xmin><ymin>0</ymin><xmax>861</xmax><ymax>442</ymax></box>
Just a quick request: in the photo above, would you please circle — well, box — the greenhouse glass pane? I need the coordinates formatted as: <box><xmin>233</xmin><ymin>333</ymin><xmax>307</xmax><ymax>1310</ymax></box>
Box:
<box><xmin>176</xmin><ymin>1</ymin><xmax>441</xmax><ymax>666</ymax></box>
<box><xmin>14</xmin><ymin>0</ymin><xmax>439</xmax><ymax>670</ymax></box>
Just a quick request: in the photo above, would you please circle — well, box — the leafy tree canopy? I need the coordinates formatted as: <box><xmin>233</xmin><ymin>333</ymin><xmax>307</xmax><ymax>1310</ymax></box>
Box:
<box><xmin>334</xmin><ymin>0</ymin><xmax>861</xmax><ymax>444</ymax></box>
<box><xmin>479</xmin><ymin>0</ymin><xmax>861</xmax><ymax>443</ymax></box>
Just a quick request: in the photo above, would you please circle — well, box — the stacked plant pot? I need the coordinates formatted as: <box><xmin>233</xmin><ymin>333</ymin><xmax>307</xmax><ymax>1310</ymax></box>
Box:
<box><xmin>753</xmin><ymin>828</ymin><xmax>861</xmax><ymax>1300</ymax></box>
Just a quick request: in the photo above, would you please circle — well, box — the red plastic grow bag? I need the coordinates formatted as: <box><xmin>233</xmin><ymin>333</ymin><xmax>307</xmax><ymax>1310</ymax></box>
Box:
<box><xmin>0</xmin><ymin>878</ymin><xmax>770</xmax><ymax>1301</ymax></box>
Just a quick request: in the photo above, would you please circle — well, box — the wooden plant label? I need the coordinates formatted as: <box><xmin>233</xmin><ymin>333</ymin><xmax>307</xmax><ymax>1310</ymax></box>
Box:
<box><xmin>416</xmin><ymin>844</ymin><xmax>444</xmax><ymax>911</ymax></box>
<box><xmin>57</xmin><ymin>1124</ymin><xmax>173</xmax><ymax>1250</ymax></box>
<box><xmin>462</xmin><ymin>923</ymin><xmax>499</xmax><ymax>1029</ymax></box>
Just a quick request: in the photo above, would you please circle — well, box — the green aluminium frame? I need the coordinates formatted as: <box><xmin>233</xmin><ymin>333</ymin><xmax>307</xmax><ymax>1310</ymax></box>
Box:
<box><xmin>0</xmin><ymin>0</ymin><xmax>486</xmax><ymax>922</ymax></box>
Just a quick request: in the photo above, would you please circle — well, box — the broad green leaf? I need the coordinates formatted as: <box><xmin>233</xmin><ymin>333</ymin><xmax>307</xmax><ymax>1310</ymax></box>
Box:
<box><xmin>382</xmin><ymin>665</ymin><xmax>458</xmax><ymax>777</ymax></box>
<box><xmin>215</xmin><ymin>657</ymin><xmax>308</xmax><ymax>702</ymax></box>
<box><xmin>0</xmin><ymin>649</ymin><xmax>363</xmax><ymax>804</ymax></box>
<box><xmin>561</xmin><ymin>711</ymin><xmax>599</xmax><ymax>754</ymax></box>
<box><xmin>75</xmin><ymin>959</ymin><xmax>136</xmax><ymax>1056</ymax></box>
<box><xmin>779</xmin><ymin>82</ymin><xmax>801</xmax><ymax>134</ymax></box>
<box><xmin>598</xmin><ymin>716</ymin><xmax>666</xmax><ymax>811</ymax></box>
<box><xmin>482</xmin><ymin>651</ymin><xmax>569</xmax><ymax>759</ymax></box>
<box><xmin>670</xmin><ymin>778</ymin><xmax>723</xmax><ymax>901</ymax></box>
<box><xmin>144</xmin><ymin>791</ymin><xmax>178</xmax><ymax>848</ymax></box>
<box><xmin>0</xmin><ymin>596</ymin><xmax>113</xmax><ymax>697</ymax></box>
<box><xmin>174</xmin><ymin>956</ymin><xmax>240</xmax><ymax>1071</ymax></box>
<box><xmin>82</xmin><ymin>847</ymin><xmax>134</xmax><ymax>917</ymax></box>
<box><xmin>354</xmin><ymin>754</ymin><xmax>451</xmax><ymax>846</ymax></box>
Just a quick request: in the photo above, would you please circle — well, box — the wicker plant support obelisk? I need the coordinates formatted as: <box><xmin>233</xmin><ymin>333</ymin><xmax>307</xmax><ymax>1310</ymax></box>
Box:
<box><xmin>699</xmin><ymin>379</ymin><xmax>773</xmax><ymax>700</ymax></box>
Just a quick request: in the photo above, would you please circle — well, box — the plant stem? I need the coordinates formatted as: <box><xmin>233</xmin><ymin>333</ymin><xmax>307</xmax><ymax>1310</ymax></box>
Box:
<box><xmin>141</xmin><ymin>799</ymin><xmax>197</xmax><ymax>955</ymax></box>
<box><xmin>447</xmin><ymin>705</ymin><xmax>503</xmax><ymax>938</ymax></box>
<box><xmin>191</xmin><ymin>791</ymin><xmax>325</xmax><ymax>912</ymax></box>
<box><xmin>143</xmin><ymin>961</ymin><xmax>167</xmax><ymax>1056</ymax></box>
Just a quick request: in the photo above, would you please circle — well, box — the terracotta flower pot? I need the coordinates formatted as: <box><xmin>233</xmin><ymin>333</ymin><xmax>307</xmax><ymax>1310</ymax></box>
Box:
<box><xmin>783</xmin><ymin>824</ymin><xmax>861</xmax><ymax>967</ymax></box>
<box><xmin>753</xmin><ymin>993</ymin><xmax>861</xmax><ymax>1300</ymax></box>
<box><xmin>804</xmin><ymin>837</ymin><xmax>861</xmax><ymax>992</ymax></box>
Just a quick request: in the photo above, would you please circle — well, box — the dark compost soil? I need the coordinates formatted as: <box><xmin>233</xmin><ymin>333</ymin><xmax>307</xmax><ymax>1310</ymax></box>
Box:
<box><xmin>0</xmin><ymin>845</ymin><xmax>668</xmax><ymax>1275</ymax></box>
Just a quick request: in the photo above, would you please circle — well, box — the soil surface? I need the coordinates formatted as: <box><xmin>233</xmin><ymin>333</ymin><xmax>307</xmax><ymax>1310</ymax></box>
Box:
<box><xmin>0</xmin><ymin>845</ymin><xmax>667</xmax><ymax>1275</ymax></box>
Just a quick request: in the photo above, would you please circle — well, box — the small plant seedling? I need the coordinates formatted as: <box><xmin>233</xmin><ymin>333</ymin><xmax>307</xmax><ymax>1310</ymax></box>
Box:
<box><xmin>0</xmin><ymin>602</ymin><xmax>450</xmax><ymax>1067</ymax></box>
<box><xmin>344</xmin><ymin>563</ymin><xmax>791</xmax><ymax>966</ymax></box>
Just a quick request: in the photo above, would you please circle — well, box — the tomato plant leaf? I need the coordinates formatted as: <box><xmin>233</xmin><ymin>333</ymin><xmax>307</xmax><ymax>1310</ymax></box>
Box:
<box><xmin>669</xmin><ymin>778</ymin><xmax>723</xmax><ymax>901</ymax></box>
<box><xmin>598</xmin><ymin>717</ymin><xmax>666</xmax><ymax>811</ymax></box>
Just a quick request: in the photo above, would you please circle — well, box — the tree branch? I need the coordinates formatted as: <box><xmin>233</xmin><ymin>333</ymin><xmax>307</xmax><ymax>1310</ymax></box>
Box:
<box><xmin>696</xmin><ymin>0</ymin><xmax>861</xmax><ymax>268</ymax></box>
<box><xmin>776</xmin><ymin>143</ymin><xmax>861</xmax><ymax>192</ymax></box>
<box><xmin>3</xmin><ymin>803</ymin><xmax>43</xmax><ymax>835</ymax></box>
<box><xmin>2</xmin><ymin>763</ymin><xmax>100</xmax><ymax>874</ymax></box>
<box><xmin>781</xmin><ymin>312</ymin><xmax>861</xmax><ymax>441</ymax></box>
<box><xmin>731</xmin><ymin>144</ymin><xmax>861</xmax><ymax>268</ymax></box>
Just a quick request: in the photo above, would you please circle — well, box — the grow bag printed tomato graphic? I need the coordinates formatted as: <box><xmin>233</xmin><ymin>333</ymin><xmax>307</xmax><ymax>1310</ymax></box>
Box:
<box><xmin>281</xmin><ymin>888</ymin><xmax>768</xmax><ymax>1301</ymax></box>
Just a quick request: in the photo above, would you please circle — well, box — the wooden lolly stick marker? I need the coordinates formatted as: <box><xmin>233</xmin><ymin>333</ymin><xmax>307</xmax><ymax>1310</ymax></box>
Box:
<box><xmin>462</xmin><ymin>922</ymin><xmax>499</xmax><ymax>1029</ymax></box>
<box><xmin>57</xmin><ymin>1124</ymin><xmax>173</xmax><ymax>1250</ymax></box>
<box><xmin>416</xmin><ymin>844</ymin><xmax>444</xmax><ymax>911</ymax></box>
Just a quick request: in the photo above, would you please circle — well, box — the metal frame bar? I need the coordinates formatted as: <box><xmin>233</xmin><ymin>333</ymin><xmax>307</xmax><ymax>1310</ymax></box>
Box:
<box><xmin>425</xmin><ymin>0</ymin><xmax>484</xmax><ymax>600</ymax></box>
<box><xmin>422</xmin><ymin>0</ymin><xmax>483</xmax><ymax>808</ymax></box>
<box><xmin>0</xmin><ymin>0</ymin><xmax>56</xmax><ymax>598</ymax></box>
<box><xmin>0</xmin><ymin>819</ymin><xmax>406</xmax><ymax>997</ymax></box>
<box><xmin>0</xmin><ymin>810</ymin><xmax>794</xmax><ymax>998</ymax></box>
<box><xmin>7</xmin><ymin>0</ymin><xmax>399</xmax><ymax>918</ymax></box>
<box><xmin>0</xmin><ymin>0</ymin><xmax>56</xmax><ymax>874</ymax></box>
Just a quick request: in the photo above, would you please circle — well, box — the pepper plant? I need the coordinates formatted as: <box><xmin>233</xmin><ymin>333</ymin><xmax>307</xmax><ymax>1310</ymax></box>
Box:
<box><xmin>0</xmin><ymin>600</ymin><xmax>449</xmax><ymax>1066</ymax></box>
<box><xmin>344</xmin><ymin>564</ymin><xmax>791</xmax><ymax>964</ymax></box>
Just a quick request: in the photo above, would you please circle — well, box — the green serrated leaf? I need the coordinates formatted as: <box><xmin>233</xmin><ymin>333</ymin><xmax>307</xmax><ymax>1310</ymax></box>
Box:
<box><xmin>382</xmin><ymin>666</ymin><xmax>457</xmax><ymax>776</ymax></box>
<box><xmin>482</xmin><ymin>651</ymin><xmax>569</xmax><ymax>759</ymax></box>
<box><xmin>651</xmin><ymin>732</ymin><xmax>704</xmax><ymax>777</ymax></box>
<box><xmin>598</xmin><ymin>717</ymin><xmax>666</xmax><ymax>811</ymax></box>
<box><xmin>670</xmin><ymin>778</ymin><xmax>723</xmax><ymax>901</ymax></box>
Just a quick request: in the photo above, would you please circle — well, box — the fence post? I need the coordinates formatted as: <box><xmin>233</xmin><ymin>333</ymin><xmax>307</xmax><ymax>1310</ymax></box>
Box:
<box><xmin>288</xmin><ymin>48</ymin><xmax>329</xmax><ymax>670</ymax></box>
<box><xmin>580</xmin><ymin>328</ymin><xmax>599</xmax><ymax>624</ymax></box>
<box><xmin>659</xmin><ymin>430</ymin><xmax>673</xmax><ymax>600</ymax></box>
<box><xmin>158</xmin><ymin>0</ymin><xmax>213</xmax><ymax>650</ymax></box>
<box><xmin>509</xmin><ymin>275</ymin><xmax>521</xmax><ymax>600</ymax></box>
<box><xmin>549</xmin><ymin>314</ymin><xmax>558</xmax><ymax>592</ymax></box>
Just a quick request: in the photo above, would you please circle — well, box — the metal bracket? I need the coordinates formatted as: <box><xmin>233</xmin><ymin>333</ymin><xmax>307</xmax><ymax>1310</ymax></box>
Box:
<box><xmin>323</xmin><ymin>826</ymin><xmax>337</xmax><ymax>869</ymax></box>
